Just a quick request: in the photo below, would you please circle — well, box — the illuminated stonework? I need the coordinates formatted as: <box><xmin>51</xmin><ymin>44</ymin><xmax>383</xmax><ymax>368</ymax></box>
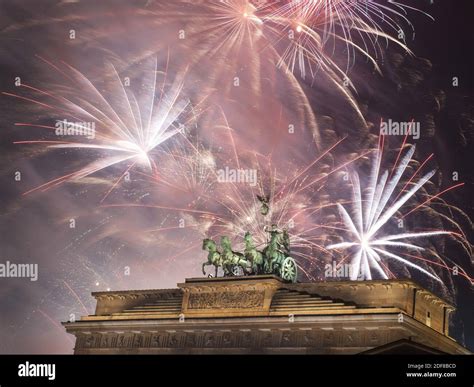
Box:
<box><xmin>63</xmin><ymin>276</ymin><xmax>470</xmax><ymax>354</ymax></box>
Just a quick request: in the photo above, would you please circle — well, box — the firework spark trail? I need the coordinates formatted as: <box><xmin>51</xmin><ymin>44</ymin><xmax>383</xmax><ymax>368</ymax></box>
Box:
<box><xmin>327</xmin><ymin>143</ymin><xmax>470</xmax><ymax>283</ymax></box>
<box><xmin>37</xmin><ymin>309</ymin><xmax>75</xmax><ymax>345</ymax></box>
<box><xmin>5</xmin><ymin>1</ymin><xmax>474</xmax><ymax>356</ymax></box>
<box><xmin>190</xmin><ymin>139</ymin><xmax>364</xmax><ymax>265</ymax></box>
<box><xmin>96</xmin><ymin>135</ymin><xmax>358</xmax><ymax>281</ymax></box>
<box><xmin>5</xmin><ymin>1</ymin><xmax>424</xmax><ymax>79</ymax></box>
<box><xmin>3</xmin><ymin>56</ymin><xmax>192</xmax><ymax>197</ymax></box>
<box><xmin>401</xmin><ymin>252</ymin><xmax>474</xmax><ymax>285</ymax></box>
<box><xmin>263</xmin><ymin>0</ymin><xmax>418</xmax><ymax>78</ymax></box>
<box><xmin>401</xmin><ymin>183</ymin><xmax>466</xmax><ymax>219</ymax></box>
<box><xmin>3</xmin><ymin>2</ymin><xmax>426</xmax><ymax>172</ymax></box>
<box><xmin>4</xmin><ymin>1</ymin><xmax>429</xmax><ymax>156</ymax></box>
<box><xmin>57</xmin><ymin>0</ymin><xmax>426</xmax><ymax>144</ymax></box>
<box><xmin>61</xmin><ymin>280</ymin><xmax>90</xmax><ymax>316</ymax></box>
<box><xmin>139</xmin><ymin>136</ymin><xmax>401</xmax><ymax>282</ymax></box>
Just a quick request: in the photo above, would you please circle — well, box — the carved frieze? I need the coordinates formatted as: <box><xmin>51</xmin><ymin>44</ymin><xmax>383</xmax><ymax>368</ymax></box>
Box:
<box><xmin>187</xmin><ymin>290</ymin><xmax>265</xmax><ymax>310</ymax></box>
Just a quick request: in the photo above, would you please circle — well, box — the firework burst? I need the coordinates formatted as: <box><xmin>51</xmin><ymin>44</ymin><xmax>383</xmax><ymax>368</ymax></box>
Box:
<box><xmin>3</xmin><ymin>55</ymin><xmax>194</xmax><ymax>199</ymax></box>
<box><xmin>327</xmin><ymin>140</ymin><xmax>471</xmax><ymax>284</ymax></box>
<box><xmin>269</xmin><ymin>0</ymin><xmax>423</xmax><ymax>73</ymax></box>
<box><xmin>182</xmin><ymin>0</ymin><xmax>420</xmax><ymax>79</ymax></box>
<box><xmin>160</xmin><ymin>136</ymin><xmax>373</xmax><ymax>280</ymax></box>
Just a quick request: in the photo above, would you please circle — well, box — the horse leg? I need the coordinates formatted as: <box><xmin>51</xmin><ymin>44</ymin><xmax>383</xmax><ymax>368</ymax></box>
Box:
<box><xmin>243</xmin><ymin>260</ymin><xmax>252</xmax><ymax>274</ymax></box>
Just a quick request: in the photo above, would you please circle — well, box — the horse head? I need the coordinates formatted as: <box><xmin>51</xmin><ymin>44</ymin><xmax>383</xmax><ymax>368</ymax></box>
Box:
<box><xmin>220</xmin><ymin>236</ymin><xmax>231</xmax><ymax>251</ymax></box>
<box><xmin>244</xmin><ymin>232</ymin><xmax>252</xmax><ymax>245</ymax></box>
<box><xmin>202</xmin><ymin>238</ymin><xmax>215</xmax><ymax>251</ymax></box>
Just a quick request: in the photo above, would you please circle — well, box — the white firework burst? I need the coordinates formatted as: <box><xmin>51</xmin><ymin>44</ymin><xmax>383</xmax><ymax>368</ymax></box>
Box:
<box><xmin>5</xmin><ymin>56</ymin><xmax>191</xmax><ymax>196</ymax></box>
<box><xmin>327</xmin><ymin>145</ymin><xmax>451</xmax><ymax>283</ymax></box>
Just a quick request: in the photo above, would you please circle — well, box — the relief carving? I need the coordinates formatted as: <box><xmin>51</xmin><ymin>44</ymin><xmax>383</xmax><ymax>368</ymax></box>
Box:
<box><xmin>188</xmin><ymin>290</ymin><xmax>265</xmax><ymax>309</ymax></box>
<box><xmin>222</xmin><ymin>332</ymin><xmax>232</xmax><ymax>347</ymax></box>
<box><xmin>260</xmin><ymin>331</ymin><xmax>273</xmax><ymax>347</ymax></box>
<box><xmin>280</xmin><ymin>331</ymin><xmax>296</xmax><ymax>347</ymax></box>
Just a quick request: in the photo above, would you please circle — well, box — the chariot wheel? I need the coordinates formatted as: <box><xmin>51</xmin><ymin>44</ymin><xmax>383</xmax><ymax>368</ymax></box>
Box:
<box><xmin>280</xmin><ymin>257</ymin><xmax>297</xmax><ymax>283</ymax></box>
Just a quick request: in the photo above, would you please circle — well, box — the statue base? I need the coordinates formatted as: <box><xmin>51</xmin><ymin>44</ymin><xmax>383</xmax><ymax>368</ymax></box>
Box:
<box><xmin>179</xmin><ymin>275</ymin><xmax>282</xmax><ymax>318</ymax></box>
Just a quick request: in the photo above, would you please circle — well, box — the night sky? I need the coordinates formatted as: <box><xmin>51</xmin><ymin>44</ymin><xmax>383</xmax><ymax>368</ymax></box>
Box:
<box><xmin>0</xmin><ymin>0</ymin><xmax>472</xmax><ymax>354</ymax></box>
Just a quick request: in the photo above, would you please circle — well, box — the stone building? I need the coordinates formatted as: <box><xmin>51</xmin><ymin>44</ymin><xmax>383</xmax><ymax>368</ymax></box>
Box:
<box><xmin>63</xmin><ymin>276</ymin><xmax>470</xmax><ymax>354</ymax></box>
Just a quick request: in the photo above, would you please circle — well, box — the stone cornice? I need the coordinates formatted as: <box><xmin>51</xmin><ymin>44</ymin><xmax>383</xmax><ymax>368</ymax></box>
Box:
<box><xmin>291</xmin><ymin>279</ymin><xmax>454</xmax><ymax>309</ymax></box>
<box><xmin>63</xmin><ymin>312</ymin><xmax>471</xmax><ymax>355</ymax></box>
<box><xmin>93</xmin><ymin>289</ymin><xmax>181</xmax><ymax>301</ymax></box>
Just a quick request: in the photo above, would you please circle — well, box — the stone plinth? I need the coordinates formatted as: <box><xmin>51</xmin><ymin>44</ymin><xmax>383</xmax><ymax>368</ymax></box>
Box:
<box><xmin>179</xmin><ymin>275</ymin><xmax>281</xmax><ymax>318</ymax></box>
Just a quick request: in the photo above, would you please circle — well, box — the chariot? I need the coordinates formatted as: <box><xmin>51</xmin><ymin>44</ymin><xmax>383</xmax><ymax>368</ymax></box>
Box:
<box><xmin>202</xmin><ymin>225</ymin><xmax>298</xmax><ymax>283</ymax></box>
